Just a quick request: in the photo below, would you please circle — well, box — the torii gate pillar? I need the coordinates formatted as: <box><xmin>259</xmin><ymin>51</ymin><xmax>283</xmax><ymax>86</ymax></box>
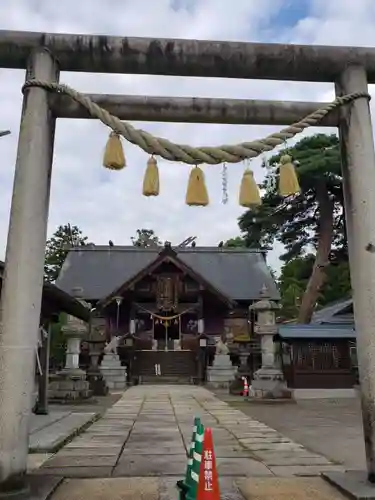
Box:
<box><xmin>336</xmin><ymin>65</ymin><xmax>375</xmax><ymax>483</ymax></box>
<box><xmin>0</xmin><ymin>49</ymin><xmax>59</xmax><ymax>493</ymax></box>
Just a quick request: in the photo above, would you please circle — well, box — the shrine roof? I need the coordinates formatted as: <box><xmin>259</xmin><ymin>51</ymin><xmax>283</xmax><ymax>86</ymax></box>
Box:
<box><xmin>56</xmin><ymin>245</ymin><xmax>280</xmax><ymax>302</ymax></box>
<box><xmin>0</xmin><ymin>260</ymin><xmax>89</xmax><ymax>321</ymax></box>
<box><xmin>278</xmin><ymin>323</ymin><xmax>355</xmax><ymax>339</ymax></box>
<box><xmin>310</xmin><ymin>297</ymin><xmax>353</xmax><ymax>324</ymax></box>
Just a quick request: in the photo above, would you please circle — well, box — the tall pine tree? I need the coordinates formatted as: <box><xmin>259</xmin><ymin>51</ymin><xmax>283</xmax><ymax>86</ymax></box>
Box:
<box><xmin>239</xmin><ymin>134</ymin><xmax>347</xmax><ymax>323</ymax></box>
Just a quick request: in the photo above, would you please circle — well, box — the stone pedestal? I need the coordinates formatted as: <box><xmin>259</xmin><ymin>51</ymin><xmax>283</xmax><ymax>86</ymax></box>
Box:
<box><xmin>48</xmin><ymin>370</ymin><xmax>92</xmax><ymax>402</ymax></box>
<box><xmin>251</xmin><ymin>367</ymin><xmax>292</xmax><ymax>399</ymax></box>
<box><xmin>207</xmin><ymin>354</ymin><xmax>237</xmax><ymax>389</ymax></box>
<box><xmin>100</xmin><ymin>353</ymin><xmax>127</xmax><ymax>391</ymax></box>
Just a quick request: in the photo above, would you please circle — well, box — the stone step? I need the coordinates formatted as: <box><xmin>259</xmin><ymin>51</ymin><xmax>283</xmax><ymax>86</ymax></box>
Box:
<box><xmin>138</xmin><ymin>364</ymin><xmax>193</xmax><ymax>371</ymax></box>
<box><xmin>140</xmin><ymin>375</ymin><xmax>193</xmax><ymax>385</ymax></box>
<box><xmin>138</xmin><ymin>362</ymin><xmax>194</xmax><ymax>367</ymax></box>
<box><xmin>137</xmin><ymin>359</ymin><xmax>195</xmax><ymax>366</ymax></box>
<box><xmin>138</xmin><ymin>363</ymin><xmax>193</xmax><ymax>367</ymax></box>
<box><xmin>135</xmin><ymin>351</ymin><xmax>196</xmax><ymax>380</ymax></box>
<box><xmin>139</xmin><ymin>366</ymin><xmax>194</xmax><ymax>369</ymax></box>
<box><xmin>138</xmin><ymin>370</ymin><xmax>193</xmax><ymax>377</ymax></box>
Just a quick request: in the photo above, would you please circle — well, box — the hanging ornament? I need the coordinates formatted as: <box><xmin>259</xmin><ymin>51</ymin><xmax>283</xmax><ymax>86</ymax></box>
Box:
<box><xmin>221</xmin><ymin>163</ymin><xmax>228</xmax><ymax>204</ymax></box>
<box><xmin>262</xmin><ymin>155</ymin><xmax>277</xmax><ymax>192</ymax></box>
<box><xmin>103</xmin><ymin>131</ymin><xmax>126</xmax><ymax>170</ymax></box>
<box><xmin>278</xmin><ymin>154</ymin><xmax>300</xmax><ymax>197</ymax></box>
<box><xmin>185</xmin><ymin>166</ymin><xmax>209</xmax><ymax>206</ymax></box>
<box><xmin>142</xmin><ymin>155</ymin><xmax>160</xmax><ymax>196</ymax></box>
<box><xmin>239</xmin><ymin>164</ymin><xmax>262</xmax><ymax>208</ymax></box>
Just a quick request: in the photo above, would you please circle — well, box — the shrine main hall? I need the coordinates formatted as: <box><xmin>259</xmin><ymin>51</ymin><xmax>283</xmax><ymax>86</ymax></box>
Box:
<box><xmin>56</xmin><ymin>242</ymin><xmax>278</xmax><ymax>380</ymax></box>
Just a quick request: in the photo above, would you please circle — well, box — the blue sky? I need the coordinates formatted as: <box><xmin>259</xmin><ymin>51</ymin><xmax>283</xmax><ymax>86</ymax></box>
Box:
<box><xmin>272</xmin><ymin>0</ymin><xmax>311</xmax><ymax>29</ymax></box>
<box><xmin>0</xmin><ymin>0</ymin><xmax>375</xmax><ymax>274</ymax></box>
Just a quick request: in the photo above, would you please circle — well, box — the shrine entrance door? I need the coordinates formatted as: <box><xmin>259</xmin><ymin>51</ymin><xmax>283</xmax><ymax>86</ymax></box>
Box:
<box><xmin>153</xmin><ymin>317</ymin><xmax>180</xmax><ymax>351</ymax></box>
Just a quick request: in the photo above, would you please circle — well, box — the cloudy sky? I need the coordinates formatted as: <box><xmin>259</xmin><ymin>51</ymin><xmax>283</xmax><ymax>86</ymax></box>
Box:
<box><xmin>0</xmin><ymin>0</ymin><xmax>375</xmax><ymax>273</ymax></box>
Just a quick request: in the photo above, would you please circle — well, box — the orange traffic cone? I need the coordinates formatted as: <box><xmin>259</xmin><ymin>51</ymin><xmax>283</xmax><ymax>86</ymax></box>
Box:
<box><xmin>241</xmin><ymin>376</ymin><xmax>249</xmax><ymax>397</ymax></box>
<box><xmin>197</xmin><ymin>428</ymin><xmax>220</xmax><ymax>500</ymax></box>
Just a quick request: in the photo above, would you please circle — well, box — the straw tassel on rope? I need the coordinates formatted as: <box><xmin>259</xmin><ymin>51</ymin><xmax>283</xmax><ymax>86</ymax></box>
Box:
<box><xmin>239</xmin><ymin>168</ymin><xmax>262</xmax><ymax>208</ymax></box>
<box><xmin>142</xmin><ymin>155</ymin><xmax>160</xmax><ymax>196</ymax></box>
<box><xmin>186</xmin><ymin>166</ymin><xmax>209</xmax><ymax>206</ymax></box>
<box><xmin>22</xmin><ymin>81</ymin><xmax>368</xmax><ymax>207</ymax></box>
<box><xmin>278</xmin><ymin>154</ymin><xmax>300</xmax><ymax>196</ymax></box>
<box><xmin>103</xmin><ymin>131</ymin><xmax>126</xmax><ymax>170</ymax></box>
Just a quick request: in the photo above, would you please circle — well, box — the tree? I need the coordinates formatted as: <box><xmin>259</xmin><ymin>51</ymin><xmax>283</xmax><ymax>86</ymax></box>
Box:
<box><xmin>238</xmin><ymin>211</ymin><xmax>276</xmax><ymax>251</ymax></box>
<box><xmin>224</xmin><ymin>236</ymin><xmax>246</xmax><ymax>248</ymax></box>
<box><xmin>239</xmin><ymin>134</ymin><xmax>346</xmax><ymax>323</ymax></box>
<box><xmin>131</xmin><ymin>229</ymin><xmax>162</xmax><ymax>247</ymax></box>
<box><xmin>278</xmin><ymin>255</ymin><xmax>351</xmax><ymax>321</ymax></box>
<box><xmin>319</xmin><ymin>260</ymin><xmax>351</xmax><ymax>306</ymax></box>
<box><xmin>44</xmin><ymin>224</ymin><xmax>88</xmax><ymax>282</ymax></box>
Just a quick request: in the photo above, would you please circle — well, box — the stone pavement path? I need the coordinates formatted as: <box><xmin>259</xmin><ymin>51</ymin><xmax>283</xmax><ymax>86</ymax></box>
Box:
<box><xmin>29</xmin><ymin>411</ymin><xmax>96</xmax><ymax>453</ymax></box>
<box><xmin>222</xmin><ymin>393</ymin><xmax>366</xmax><ymax>470</ymax></box>
<box><xmin>35</xmin><ymin>386</ymin><xmax>347</xmax><ymax>499</ymax></box>
<box><xmin>28</xmin><ymin>394</ymin><xmax>121</xmax><ymax>455</ymax></box>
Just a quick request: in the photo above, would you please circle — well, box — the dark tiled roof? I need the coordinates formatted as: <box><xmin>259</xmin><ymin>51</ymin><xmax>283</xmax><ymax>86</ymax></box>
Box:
<box><xmin>278</xmin><ymin>323</ymin><xmax>355</xmax><ymax>339</ymax></box>
<box><xmin>0</xmin><ymin>261</ymin><xmax>89</xmax><ymax>321</ymax></box>
<box><xmin>311</xmin><ymin>298</ymin><xmax>353</xmax><ymax>324</ymax></box>
<box><xmin>56</xmin><ymin>245</ymin><xmax>280</xmax><ymax>302</ymax></box>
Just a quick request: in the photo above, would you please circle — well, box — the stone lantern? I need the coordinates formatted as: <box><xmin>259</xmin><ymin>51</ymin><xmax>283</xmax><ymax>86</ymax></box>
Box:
<box><xmin>249</xmin><ymin>284</ymin><xmax>292</xmax><ymax>400</ymax></box>
<box><xmin>48</xmin><ymin>286</ymin><xmax>92</xmax><ymax>401</ymax></box>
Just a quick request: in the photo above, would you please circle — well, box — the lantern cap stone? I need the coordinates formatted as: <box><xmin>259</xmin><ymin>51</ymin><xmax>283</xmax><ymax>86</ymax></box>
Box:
<box><xmin>249</xmin><ymin>284</ymin><xmax>281</xmax><ymax>311</ymax></box>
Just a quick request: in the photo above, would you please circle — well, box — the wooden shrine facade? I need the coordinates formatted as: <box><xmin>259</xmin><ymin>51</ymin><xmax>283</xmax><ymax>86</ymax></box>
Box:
<box><xmin>277</xmin><ymin>324</ymin><xmax>357</xmax><ymax>389</ymax></box>
<box><xmin>99</xmin><ymin>245</ymin><xmax>236</xmax><ymax>351</ymax></box>
<box><xmin>56</xmin><ymin>241</ymin><xmax>280</xmax><ymax>351</ymax></box>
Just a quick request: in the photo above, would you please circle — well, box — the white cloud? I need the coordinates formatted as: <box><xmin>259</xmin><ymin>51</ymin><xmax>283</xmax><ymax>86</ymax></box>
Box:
<box><xmin>0</xmin><ymin>0</ymin><xmax>375</xmax><ymax>275</ymax></box>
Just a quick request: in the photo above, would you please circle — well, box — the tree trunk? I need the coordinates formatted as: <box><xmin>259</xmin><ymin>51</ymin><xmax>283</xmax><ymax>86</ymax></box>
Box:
<box><xmin>297</xmin><ymin>185</ymin><xmax>334</xmax><ymax>323</ymax></box>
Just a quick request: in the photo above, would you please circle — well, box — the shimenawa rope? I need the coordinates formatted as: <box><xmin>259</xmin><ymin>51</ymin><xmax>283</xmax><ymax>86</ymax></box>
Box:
<box><xmin>22</xmin><ymin>80</ymin><xmax>370</xmax><ymax>166</ymax></box>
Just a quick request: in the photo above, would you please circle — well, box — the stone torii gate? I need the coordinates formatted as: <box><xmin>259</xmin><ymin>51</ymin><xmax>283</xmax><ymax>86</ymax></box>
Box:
<box><xmin>1</xmin><ymin>31</ymin><xmax>375</xmax><ymax>493</ymax></box>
